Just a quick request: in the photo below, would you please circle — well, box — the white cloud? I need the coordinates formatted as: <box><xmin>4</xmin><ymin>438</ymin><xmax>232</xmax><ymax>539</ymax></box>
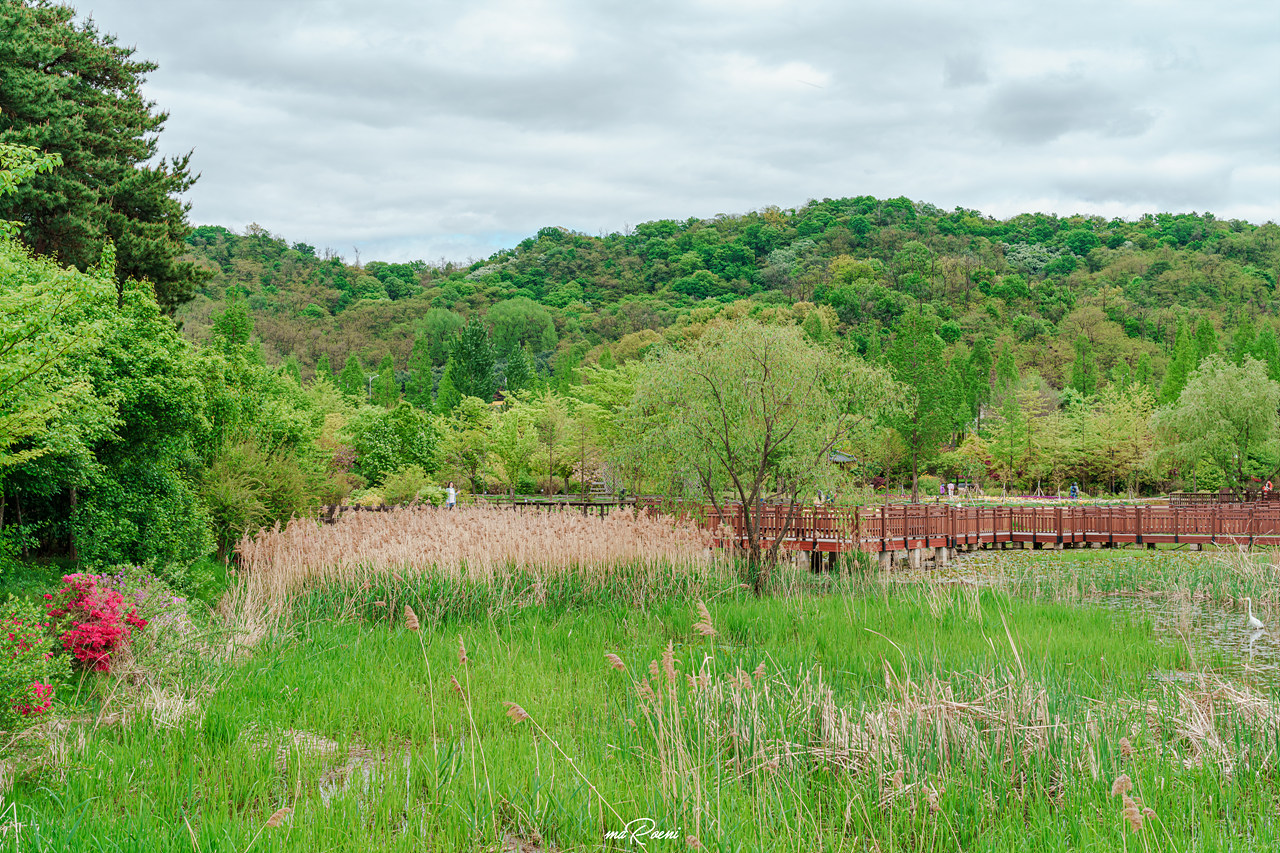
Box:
<box><xmin>78</xmin><ymin>0</ymin><xmax>1280</xmax><ymax>262</ymax></box>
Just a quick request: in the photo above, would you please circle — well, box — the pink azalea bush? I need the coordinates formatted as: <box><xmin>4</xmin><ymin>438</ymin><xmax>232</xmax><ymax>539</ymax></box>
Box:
<box><xmin>44</xmin><ymin>573</ymin><xmax>149</xmax><ymax>673</ymax></box>
<box><xmin>1</xmin><ymin>595</ymin><xmax>70</xmax><ymax>730</ymax></box>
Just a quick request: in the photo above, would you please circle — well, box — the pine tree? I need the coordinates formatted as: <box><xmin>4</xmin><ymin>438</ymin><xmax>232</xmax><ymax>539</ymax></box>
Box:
<box><xmin>886</xmin><ymin>310</ymin><xmax>949</xmax><ymax>502</ymax></box>
<box><xmin>1135</xmin><ymin>352</ymin><xmax>1153</xmax><ymax>387</ymax></box>
<box><xmin>455</xmin><ymin>317</ymin><xmax>495</xmax><ymax>402</ymax></box>
<box><xmin>0</xmin><ymin>2</ymin><xmax>206</xmax><ymax>313</ymax></box>
<box><xmin>435</xmin><ymin>356</ymin><xmax>463</xmax><ymax>414</ymax></box>
<box><xmin>405</xmin><ymin>334</ymin><xmax>434</xmax><ymax>408</ymax></box>
<box><xmin>338</xmin><ymin>354</ymin><xmax>366</xmax><ymax>402</ymax></box>
<box><xmin>965</xmin><ymin>337</ymin><xmax>993</xmax><ymax>421</ymax></box>
<box><xmin>211</xmin><ymin>293</ymin><xmax>252</xmax><ymax>352</ymax></box>
<box><xmin>314</xmin><ymin>352</ymin><xmax>332</xmax><ymax>382</ymax></box>
<box><xmin>372</xmin><ymin>354</ymin><xmax>398</xmax><ymax>407</ymax></box>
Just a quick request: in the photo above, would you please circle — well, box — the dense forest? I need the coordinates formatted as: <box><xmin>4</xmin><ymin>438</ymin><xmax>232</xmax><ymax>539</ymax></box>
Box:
<box><xmin>177</xmin><ymin>201</ymin><xmax>1280</xmax><ymax>397</ymax></box>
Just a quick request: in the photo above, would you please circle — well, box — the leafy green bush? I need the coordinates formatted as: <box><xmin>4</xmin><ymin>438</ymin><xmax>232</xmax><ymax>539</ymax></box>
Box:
<box><xmin>348</xmin><ymin>402</ymin><xmax>439</xmax><ymax>483</ymax></box>
<box><xmin>381</xmin><ymin>466</ymin><xmax>444</xmax><ymax>505</ymax></box>
<box><xmin>201</xmin><ymin>439</ymin><xmax>324</xmax><ymax>555</ymax></box>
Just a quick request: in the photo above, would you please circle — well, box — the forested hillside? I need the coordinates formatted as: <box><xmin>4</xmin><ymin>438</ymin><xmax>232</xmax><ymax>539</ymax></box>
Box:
<box><xmin>178</xmin><ymin>199</ymin><xmax>1280</xmax><ymax>396</ymax></box>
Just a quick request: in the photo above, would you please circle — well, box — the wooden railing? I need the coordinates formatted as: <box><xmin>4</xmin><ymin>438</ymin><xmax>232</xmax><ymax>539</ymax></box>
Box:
<box><xmin>699</xmin><ymin>503</ymin><xmax>1280</xmax><ymax>552</ymax></box>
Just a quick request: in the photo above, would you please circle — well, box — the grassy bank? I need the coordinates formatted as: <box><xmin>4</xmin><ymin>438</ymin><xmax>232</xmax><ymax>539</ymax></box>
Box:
<box><xmin>4</xmin><ymin>566</ymin><xmax>1277</xmax><ymax>851</ymax></box>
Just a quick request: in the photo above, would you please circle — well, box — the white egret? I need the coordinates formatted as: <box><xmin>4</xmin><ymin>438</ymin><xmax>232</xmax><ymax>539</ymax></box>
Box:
<box><xmin>1246</xmin><ymin>597</ymin><xmax>1266</xmax><ymax>631</ymax></box>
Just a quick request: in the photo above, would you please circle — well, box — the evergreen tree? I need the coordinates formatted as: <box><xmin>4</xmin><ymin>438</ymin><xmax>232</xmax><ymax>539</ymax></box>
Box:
<box><xmin>372</xmin><ymin>353</ymin><xmax>398</xmax><ymax>407</ymax></box>
<box><xmin>1159</xmin><ymin>320</ymin><xmax>1195</xmax><ymax>404</ymax></box>
<box><xmin>210</xmin><ymin>293</ymin><xmax>252</xmax><ymax>352</ymax></box>
<box><xmin>864</xmin><ymin>329</ymin><xmax>882</xmax><ymax>363</ymax></box>
<box><xmin>886</xmin><ymin>310</ymin><xmax>949</xmax><ymax>502</ymax></box>
<box><xmin>314</xmin><ymin>352</ymin><xmax>332</xmax><ymax>382</ymax></box>
<box><xmin>995</xmin><ymin>342</ymin><xmax>1019</xmax><ymax>390</ymax></box>
<box><xmin>405</xmin><ymin>334</ymin><xmax>434</xmax><ymax>408</ymax></box>
<box><xmin>503</xmin><ymin>345</ymin><xmax>533</xmax><ymax>395</ymax></box>
<box><xmin>0</xmin><ymin>2</ymin><xmax>206</xmax><ymax>313</ymax></box>
<box><xmin>280</xmin><ymin>354</ymin><xmax>302</xmax><ymax>385</ymax></box>
<box><xmin>1070</xmin><ymin>334</ymin><xmax>1098</xmax><ymax>397</ymax></box>
<box><xmin>1135</xmin><ymin>352</ymin><xmax>1153</xmax><ymax>387</ymax></box>
<box><xmin>455</xmin><ymin>317</ymin><xmax>495</xmax><ymax>402</ymax></box>
<box><xmin>1193</xmin><ymin>317</ymin><xmax>1218</xmax><ymax>364</ymax></box>
<box><xmin>435</xmin><ymin>356</ymin><xmax>463</xmax><ymax>414</ymax></box>
<box><xmin>965</xmin><ymin>337</ymin><xmax>993</xmax><ymax>422</ymax></box>
<box><xmin>1254</xmin><ymin>327</ymin><xmax>1280</xmax><ymax>381</ymax></box>
<box><xmin>1231</xmin><ymin>318</ymin><xmax>1256</xmax><ymax>366</ymax></box>
<box><xmin>338</xmin><ymin>353</ymin><xmax>366</xmax><ymax>402</ymax></box>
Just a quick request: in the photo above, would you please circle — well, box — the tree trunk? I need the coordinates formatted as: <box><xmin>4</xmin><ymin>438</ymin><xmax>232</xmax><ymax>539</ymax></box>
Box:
<box><xmin>911</xmin><ymin>449</ymin><xmax>919</xmax><ymax>504</ymax></box>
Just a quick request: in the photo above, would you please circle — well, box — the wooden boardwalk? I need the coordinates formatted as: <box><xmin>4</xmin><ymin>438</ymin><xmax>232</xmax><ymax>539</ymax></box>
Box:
<box><xmin>701</xmin><ymin>503</ymin><xmax>1280</xmax><ymax>554</ymax></box>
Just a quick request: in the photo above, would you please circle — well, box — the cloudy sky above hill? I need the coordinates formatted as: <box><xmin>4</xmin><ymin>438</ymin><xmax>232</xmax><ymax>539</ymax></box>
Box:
<box><xmin>83</xmin><ymin>0</ymin><xmax>1279</xmax><ymax>263</ymax></box>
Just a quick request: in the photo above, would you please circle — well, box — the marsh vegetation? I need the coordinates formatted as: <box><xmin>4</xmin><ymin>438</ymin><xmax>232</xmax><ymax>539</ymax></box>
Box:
<box><xmin>1</xmin><ymin>510</ymin><xmax>1277</xmax><ymax>851</ymax></box>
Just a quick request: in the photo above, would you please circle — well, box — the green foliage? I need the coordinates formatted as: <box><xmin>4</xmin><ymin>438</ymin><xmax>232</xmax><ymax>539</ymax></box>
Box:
<box><xmin>0</xmin><ymin>593</ymin><xmax>70</xmax><ymax>731</ymax></box>
<box><xmin>454</xmin><ymin>316</ymin><xmax>496</xmax><ymax>402</ymax></box>
<box><xmin>886</xmin><ymin>310</ymin><xmax>950</xmax><ymax>501</ymax></box>
<box><xmin>487</xmin><ymin>296</ymin><xmax>557</xmax><ymax>354</ymax></box>
<box><xmin>371</xmin><ymin>353</ymin><xmax>398</xmax><ymax>408</ymax></box>
<box><xmin>380</xmin><ymin>464</ymin><xmax>444</xmax><ymax>505</ymax></box>
<box><xmin>337</xmin><ymin>353</ymin><xmax>365</xmax><ymax>402</ymax></box>
<box><xmin>0</xmin><ymin>3</ymin><xmax>205</xmax><ymax>312</ymax></box>
<box><xmin>0</xmin><ymin>140</ymin><xmax>60</xmax><ymax>237</ymax></box>
<box><xmin>405</xmin><ymin>334</ymin><xmax>433</xmax><ymax>407</ymax></box>
<box><xmin>348</xmin><ymin>401</ymin><xmax>440</xmax><ymax>484</ymax></box>
<box><xmin>502</xmin><ymin>344</ymin><xmax>533</xmax><ymax>395</ymax></box>
<box><xmin>201</xmin><ymin>438</ymin><xmax>323</xmax><ymax>556</ymax></box>
<box><xmin>1153</xmin><ymin>355</ymin><xmax>1280</xmax><ymax>493</ymax></box>
<box><xmin>1070</xmin><ymin>333</ymin><xmax>1098</xmax><ymax>397</ymax></box>
<box><xmin>313</xmin><ymin>352</ymin><xmax>331</xmax><ymax>381</ymax></box>
<box><xmin>435</xmin><ymin>356</ymin><xmax>463</xmax><ymax>414</ymax></box>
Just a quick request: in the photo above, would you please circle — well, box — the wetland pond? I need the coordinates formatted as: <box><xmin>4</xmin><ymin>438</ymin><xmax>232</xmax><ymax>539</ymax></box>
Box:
<box><xmin>897</xmin><ymin>545</ymin><xmax>1280</xmax><ymax>687</ymax></box>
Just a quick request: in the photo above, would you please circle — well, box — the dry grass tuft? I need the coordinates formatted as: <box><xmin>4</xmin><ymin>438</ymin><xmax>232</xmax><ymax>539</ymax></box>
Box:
<box><xmin>693</xmin><ymin>600</ymin><xmax>717</xmax><ymax>637</ymax></box>
<box><xmin>403</xmin><ymin>605</ymin><xmax>420</xmax><ymax>631</ymax></box>
<box><xmin>605</xmin><ymin>653</ymin><xmax>626</xmax><ymax>672</ymax></box>
<box><xmin>505</xmin><ymin>702</ymin><xmax>531</xmax><ymax>724</ymax></box>
<box><xmin>1110</xmin><ymin>774</ymin><xmax>1132</xmax><ymax>797</ymax></box>
<box><xmin>1120</xmin><ymin>794</ymin><xmax>1142</xmax><ymax>830</ymax></box>
<box><xmin>233</xmin><ymin>506</ymin><xmax>716</xmax><ymax>621</ymax></box>
<box><xmin>264</xmin><ymin>807</ymin><xmax>292</xmax><ymax>828</ymax></box>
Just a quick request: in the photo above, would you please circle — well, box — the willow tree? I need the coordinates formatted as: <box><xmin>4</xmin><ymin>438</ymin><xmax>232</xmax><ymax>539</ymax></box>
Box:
<box><xmin>627</xmin><ymin>319</ymin><xmax>896</xmax><ymax>592</ymax></box>
<box><xmin>1153</xmin><ymin>355</ymin><xmax>1280</xmax><ymax>496</ymax></box>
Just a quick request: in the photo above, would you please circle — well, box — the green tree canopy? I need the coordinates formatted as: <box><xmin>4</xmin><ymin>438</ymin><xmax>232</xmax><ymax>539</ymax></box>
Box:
<box><xmin>0</xmin><ymin>1</ymin><xmax>205</xmax><ymax>313</ymax></box>
<box><xmin>627</xmin><ymin>319</ymin><xmax>896</xmax><ymax>590</ymax></box>
<box><xmin>1153</xmin><ymin>355</ymin><xmax>1280</xmax><ymax>495</ymax></box>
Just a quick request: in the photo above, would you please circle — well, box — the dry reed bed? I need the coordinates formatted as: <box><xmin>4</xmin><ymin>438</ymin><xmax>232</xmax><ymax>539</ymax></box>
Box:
<box><xmin>235</xmin><ymin>506</ymin><xmax>715</xmax><ymax>614</ymax></box>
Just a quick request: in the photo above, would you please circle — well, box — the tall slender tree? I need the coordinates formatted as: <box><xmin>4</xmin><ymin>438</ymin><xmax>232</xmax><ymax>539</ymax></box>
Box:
<box><xmin>887</xmin><ymin>310</ymin><xmax>950</xmax><ymax>502</ymax></box>
<box><xmin>455</xmin><ymin>317</ymin><xmax>495</xmax><ymax>402</ymax></box>
<box><xmin>338</xmin><ymin>354</ymin><xmax>366</xmax><ymax>402</ymax></box>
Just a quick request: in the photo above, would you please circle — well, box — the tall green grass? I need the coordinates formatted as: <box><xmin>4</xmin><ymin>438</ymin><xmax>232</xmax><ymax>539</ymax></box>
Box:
<box><xmin>4</xmin><ymin>573</ymin><xmax>1276</xmax><ymax>851</ymax></box>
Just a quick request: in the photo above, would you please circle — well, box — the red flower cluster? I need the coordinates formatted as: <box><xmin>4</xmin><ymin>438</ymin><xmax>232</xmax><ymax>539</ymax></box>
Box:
<box><xmin>13</xmin><ymin>682</ymin><xmax>54</xmax><ymax>717</ymax></box>
<box><xmin>45</xmin><ymin>574</ymin><xmax>149</xmax><ymax>673</ymax></box>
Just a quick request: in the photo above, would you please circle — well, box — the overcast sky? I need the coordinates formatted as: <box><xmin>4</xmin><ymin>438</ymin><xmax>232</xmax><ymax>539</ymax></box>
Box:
<box><xmin>81</xmin><ymin>0</ymin><xmax>1279</xmax><ymax>264</ymax></box>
